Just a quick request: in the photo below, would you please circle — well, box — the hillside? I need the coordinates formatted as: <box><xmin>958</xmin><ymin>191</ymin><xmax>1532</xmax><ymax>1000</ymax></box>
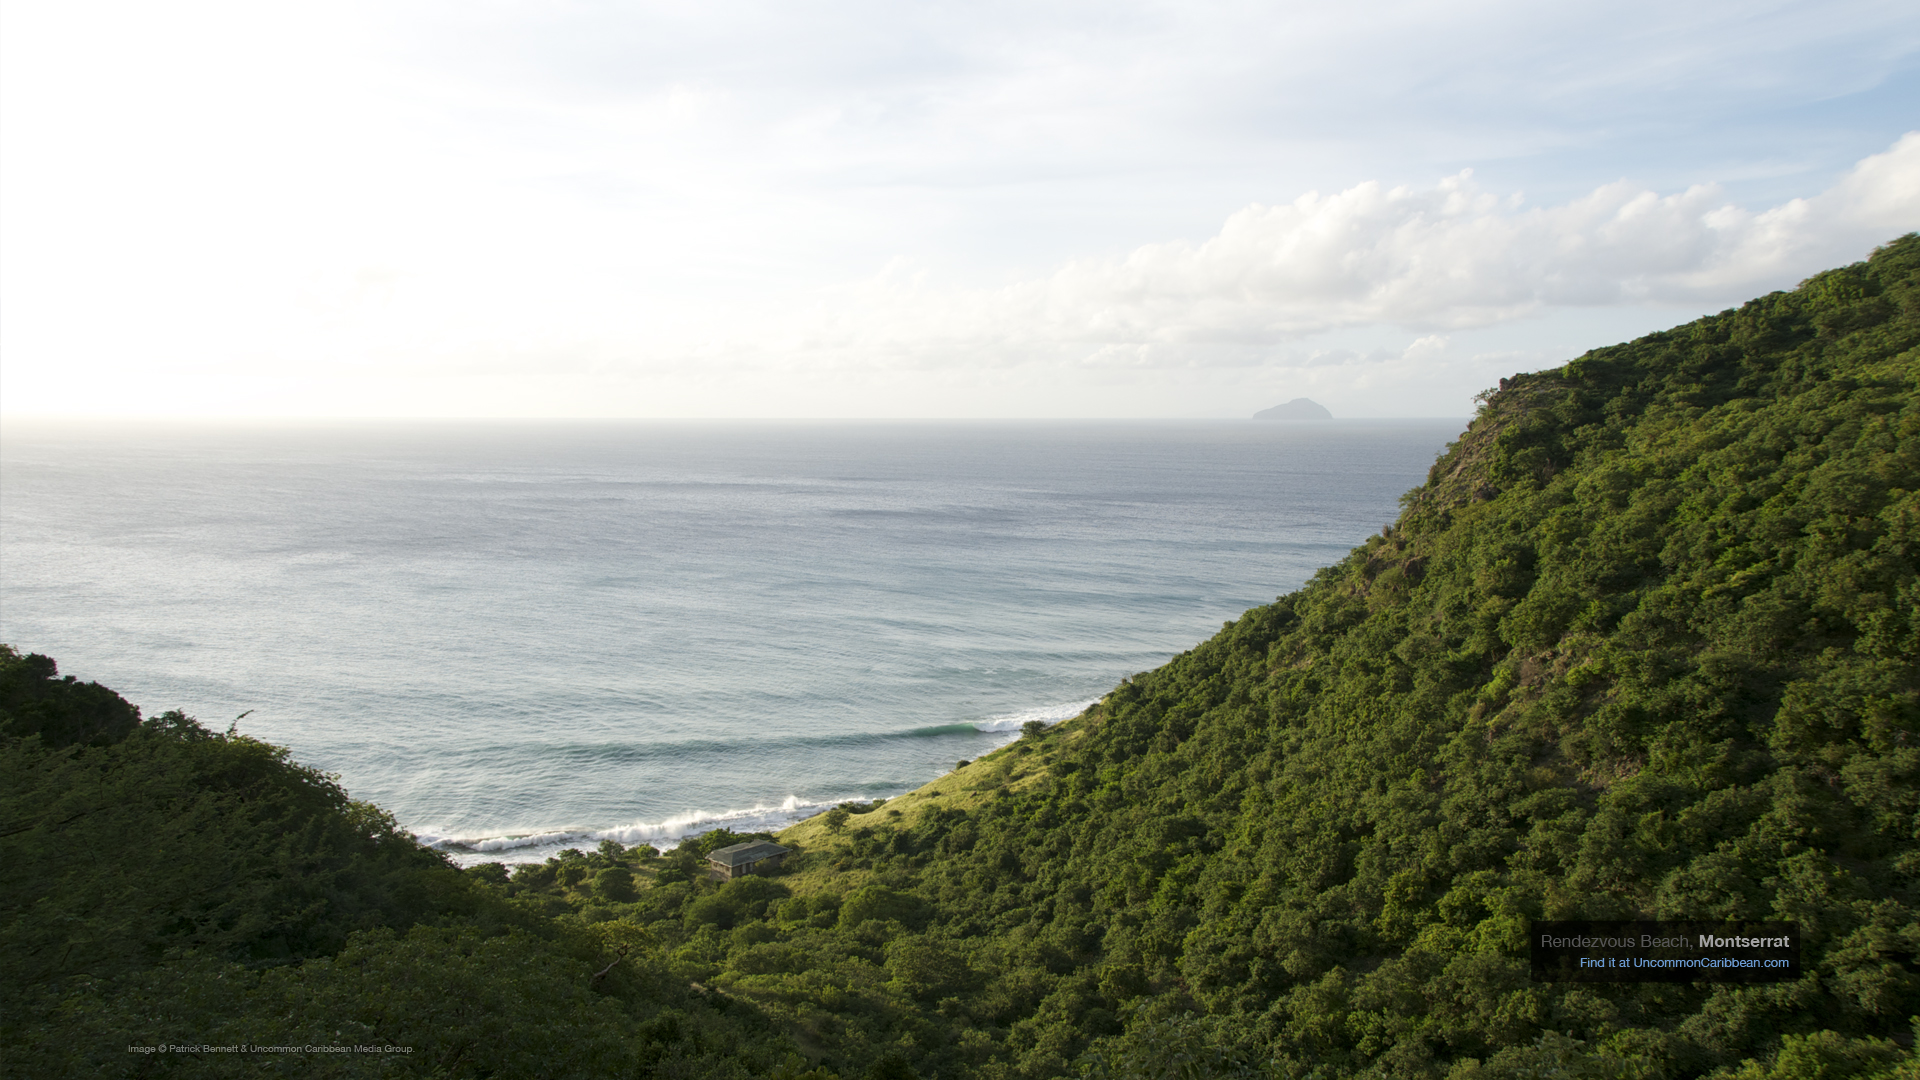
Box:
<box><xmin>733</xmin><ymin>235</ymin><xmax>1920</xmax><ymax>1078</ymax></box>
<box><xmin>5</xmin><ymin>235</ymin><xmax>1917</xmax><ymax>1079</ymax></box>
<box><xmin>0</xmin><ymin>648</ymin><xmax>810</xmax><ymax>1078</ymax></box>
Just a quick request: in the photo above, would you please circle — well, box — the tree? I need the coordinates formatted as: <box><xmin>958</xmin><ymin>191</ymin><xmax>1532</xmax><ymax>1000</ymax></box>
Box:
<box><xmin>593</xmin><ymin>866</ymin><xmax>638</xmax><ymax>902</ymax></box>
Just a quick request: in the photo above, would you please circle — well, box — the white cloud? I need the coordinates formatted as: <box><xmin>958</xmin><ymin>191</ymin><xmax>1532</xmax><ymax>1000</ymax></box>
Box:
<box><xmin>789</xmin><ymin>133</ymin><xmax>1920</xmax><ymax>369</ymax></box>
<box><xmin>2</xmin><ymin>0</ymin><xmax>1916</xmax><ymax>417</ymax></box>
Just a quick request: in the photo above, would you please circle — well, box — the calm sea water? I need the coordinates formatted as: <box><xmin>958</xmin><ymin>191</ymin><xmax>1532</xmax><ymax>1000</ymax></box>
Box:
<box><xmin>1</xmin><ymin>420</ymin><xmax>1458</xmax><ymax>862</ymax></box>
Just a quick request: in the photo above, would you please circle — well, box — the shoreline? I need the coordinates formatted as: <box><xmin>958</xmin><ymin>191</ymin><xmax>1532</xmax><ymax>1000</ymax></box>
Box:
<box><xmin>424</xmin><ymin>698</ymin><xmax>1094</xmax><ymax>866</ymax></box>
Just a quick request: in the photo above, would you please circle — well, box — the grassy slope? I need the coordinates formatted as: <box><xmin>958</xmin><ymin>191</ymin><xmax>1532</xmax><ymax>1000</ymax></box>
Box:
<box><xmin>778</xmin><ymin>726</ymin><xmax>1085</xmax><ymax>859</ymax></box>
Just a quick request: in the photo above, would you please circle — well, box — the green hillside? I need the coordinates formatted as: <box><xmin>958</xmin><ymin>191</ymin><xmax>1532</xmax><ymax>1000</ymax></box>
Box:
<box><xmin>5</xmin><ymin>235</ymin><xmax>1917</xmax><ymax>1079</ymax></box>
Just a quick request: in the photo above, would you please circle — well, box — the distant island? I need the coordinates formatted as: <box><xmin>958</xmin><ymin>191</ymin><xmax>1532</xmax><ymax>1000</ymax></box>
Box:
<box><xmin>1252</xmin><ymin>397</ymin><xmax>1332</xmax><ymax>419</ymax></box>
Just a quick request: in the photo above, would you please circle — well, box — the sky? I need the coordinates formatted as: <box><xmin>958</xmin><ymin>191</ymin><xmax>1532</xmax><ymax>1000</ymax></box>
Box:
<box><xmin>2</xmin><ymin>0</ymin><xmax>1916</xmax><ymax>419</ymax></box>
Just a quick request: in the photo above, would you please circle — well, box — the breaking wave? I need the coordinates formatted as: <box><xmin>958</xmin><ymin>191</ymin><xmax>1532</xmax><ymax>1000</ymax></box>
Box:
<box><xmin>419</xmin><ymin>698</ymin><xmax>1096</xmax><ymax>865</ymax></box>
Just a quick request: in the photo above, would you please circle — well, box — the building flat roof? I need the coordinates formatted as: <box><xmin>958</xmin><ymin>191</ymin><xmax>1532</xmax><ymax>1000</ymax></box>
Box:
<box><xmin>707</xmin><ymin>840</ymin><xmax>790</xmax><ymax>867</ymax></box>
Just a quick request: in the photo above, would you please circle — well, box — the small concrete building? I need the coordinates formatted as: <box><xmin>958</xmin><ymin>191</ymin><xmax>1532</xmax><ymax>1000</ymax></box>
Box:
<box><xmin>707</xmin><ymin>840</ymin><xmax>791</xmax><ymax>880</ymax></box>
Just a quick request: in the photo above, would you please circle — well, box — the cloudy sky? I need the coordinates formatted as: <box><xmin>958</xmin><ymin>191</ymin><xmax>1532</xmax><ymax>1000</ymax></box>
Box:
<box><xmin>3</xmin><ymin>0</ymin><xmax>1916</xmax><ymax>418</ymax></box>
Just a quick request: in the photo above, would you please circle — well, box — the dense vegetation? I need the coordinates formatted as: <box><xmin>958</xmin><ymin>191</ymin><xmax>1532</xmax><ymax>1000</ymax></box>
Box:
<box><xmin>0</xmin><ymin>647</ymin><xmax>810</xmax><ymax>1078</ymax></box>
<box><xmin>5</xmin><ymin>236</ymin><xmax>1916</xmax><ymax>1078</ymax></box>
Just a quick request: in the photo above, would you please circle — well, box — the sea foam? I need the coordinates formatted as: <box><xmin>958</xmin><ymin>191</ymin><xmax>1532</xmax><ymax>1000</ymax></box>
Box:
<box><xmin>426</xmin><ymin>699</ymin><xmax>1099</xmax><ymax>865</ymax></box>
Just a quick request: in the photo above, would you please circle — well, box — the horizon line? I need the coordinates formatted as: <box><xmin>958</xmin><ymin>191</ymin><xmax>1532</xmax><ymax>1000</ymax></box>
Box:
<box><xmin>0</xmin><ymin>413</ymin><xmax>1472</xmax><ymax>425</ymax></box>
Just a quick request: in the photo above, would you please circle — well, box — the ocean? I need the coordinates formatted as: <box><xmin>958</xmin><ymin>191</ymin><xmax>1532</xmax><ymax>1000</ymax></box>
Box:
<box><xmin>0</xmin><ymin>419</ymin><xmax>1460</xmax><ymax>862</ymax></box>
